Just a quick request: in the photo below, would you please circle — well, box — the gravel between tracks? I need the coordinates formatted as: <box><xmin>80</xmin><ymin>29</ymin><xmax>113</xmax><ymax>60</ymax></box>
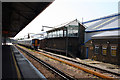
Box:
<box><xmin>16</xmin><ymin>45</ymin><xmax>101</xmax><ymax>79</ymax></box>
<box><xmin>17</xmin><ymin>46</ymin><xmax>64</xmax><ymax>80</ymax></box>
<box><xmin>51</xmin><ymin>55</ymin><xmax>120</xmax><ymax>78</ymax></box>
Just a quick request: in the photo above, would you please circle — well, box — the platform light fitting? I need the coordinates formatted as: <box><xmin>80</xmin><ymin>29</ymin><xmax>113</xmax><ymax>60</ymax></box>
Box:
<box><xmin>41</xmin><ymin>26</ymin><xmax>55</xmax><ymax>31</ymax></box>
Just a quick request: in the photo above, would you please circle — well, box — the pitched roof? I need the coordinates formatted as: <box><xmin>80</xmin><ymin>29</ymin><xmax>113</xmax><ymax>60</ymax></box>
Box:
<box><xmin>92</xmin><ymin>30</ymin><xmax>120</xmax><ymax>39</ymax></box>
<box><xmin>84</xmin><ymin>13</ymin><xmax>120</xmax><ymax>32</ymax></box>
<box><xmin>46</xmin><ymin>19</ymin><xmax>81</xmax><ymax>32</ymax></box>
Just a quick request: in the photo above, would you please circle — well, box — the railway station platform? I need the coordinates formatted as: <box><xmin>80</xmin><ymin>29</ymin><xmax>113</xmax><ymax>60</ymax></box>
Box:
<box><xmin>2</xmin><ymin>44</ymin><xmax>46</xmax><ymax>80</ymax></box>
<box><xmin>2</xmin><ymin>45</ymin><xmax>18</xmax><ymax>79</ymax></box>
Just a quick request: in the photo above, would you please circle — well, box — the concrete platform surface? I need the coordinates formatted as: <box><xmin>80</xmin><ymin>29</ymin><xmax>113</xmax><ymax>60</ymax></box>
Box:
<box><xmin>11</xmin><ymin>45</ymin><xmax>47</xmax><ymax>80</ymax></box>
<box><xmin>2</xmin><ymin>45</ymin><xmax>18</xmax><ymax>79</ymax></box>
<box><xmin>2</xmin><ymin>44</ymin><xmax>47</xmax><ymax>80</ymax></box>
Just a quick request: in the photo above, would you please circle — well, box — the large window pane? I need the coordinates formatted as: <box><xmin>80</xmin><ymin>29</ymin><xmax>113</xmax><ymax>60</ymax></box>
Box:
<box><xmin>68</xmin><ymin>25</ymin><xmax>78</xmax><ymax>37</ymax></box>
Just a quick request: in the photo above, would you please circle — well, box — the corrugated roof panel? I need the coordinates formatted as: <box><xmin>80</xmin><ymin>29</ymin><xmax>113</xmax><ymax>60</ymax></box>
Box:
<box><xmin>84</xmin><ymin>20</ymin><xmax>101</xmax><ymax>28</ymax></box>
<box><xmin>92</xmin><ymin>30</ymin><xmax>120</xmax><ymax>38</ymax></box>
<box><xmin>99</xmin><ymin>18</ymin><xmax>119</xmax><ymax>30</ymax></box>
<box><xmin>85</xmin><ymin>18</ymin><xmax>109</xmax><ymax>31</ymax></box>
<box><xmin>92</xmin><ymin>17</ymin><xmax>117</xmax><ymax>29</ymax></box>
<box><xmin>85</xmin><ymin>13</ymin><xmax>119</xmax><ymax>32</ymax></box>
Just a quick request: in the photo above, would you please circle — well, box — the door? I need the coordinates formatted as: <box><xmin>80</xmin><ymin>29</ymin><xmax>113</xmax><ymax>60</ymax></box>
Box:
<box><xmin>35</xmin><ymin>40</ymin><xmax>38</xmax><ymax>47</ymax></box>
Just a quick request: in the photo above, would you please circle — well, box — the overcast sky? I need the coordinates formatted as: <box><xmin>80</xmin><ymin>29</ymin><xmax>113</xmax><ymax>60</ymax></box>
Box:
<box><xmin>14</xmin><ymin>0</ymin><xmax>119</xmax><ymax>39</ymax></box>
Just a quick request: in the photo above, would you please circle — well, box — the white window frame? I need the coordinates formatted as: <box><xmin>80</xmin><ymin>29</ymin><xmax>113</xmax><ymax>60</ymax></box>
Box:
<box><xmin>110</xmin><ymin>45</ymin><xmax>117</xmax><ymax>56</ymax></box>
<box><xmin>95</xmin><ymin>45</ymin><xmax>99</xmax><ymax>54</ymax></box>
<box><xmin>102</xmin><ymin>45</ymin><xmax>107</xmax><ymax>55</ymax></box>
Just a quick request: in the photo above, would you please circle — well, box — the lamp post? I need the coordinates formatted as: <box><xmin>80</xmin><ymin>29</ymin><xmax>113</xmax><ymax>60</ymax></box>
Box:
<box><xmin>41</xmin><ymin>26</ymin><xmax>56</xmax><ymax>38</ymax></box>
<box><xmin>25</xmin><ymin>33</ymin><xmax>35</xmax><ymax>39</ymax></box>
<box><xmin>41</xmin><ymin>26</ymin><xmax>55</xmax><ymax>31</ymax></box>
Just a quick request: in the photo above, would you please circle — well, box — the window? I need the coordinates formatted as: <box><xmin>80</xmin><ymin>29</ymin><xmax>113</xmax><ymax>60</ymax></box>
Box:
<box><xmin>59</xmin><ymin>30</ymin><xmax>63</xmax><ymax>37</ymax></box>
<box><xmin>53</xmin><ymin>31</ymin><xmax>55</xmax><ymax>37</ymax></box>
<box><xmin>58</xmin><ymin>30</ymin><xmax>63</xmax><ymax>37</ymax></box>
<box><xmin>54</xmin><ymin>31</ymin><xmax>57</xmax><ymax>37</ymax></box>
<box><xmin>111</xmin><ymin>46</ymin><xmax>117</xmax><ymax>56</ymax></box>
<box><xmin>47</xmin><ymin>33</ymin><xmax>49</xmax><ymax>38</ymax></box>
<box><xmin>32</xmin><ymin>40</ymin><xmax>35</xmax><ymax>44</ymax></box>
<box><xmin>67</xmin><ymin>25</ymin><xmax>78</xmax><ymax>37</ymax></box>
<box><xmin>102</xmin><ymin>45</ymin><xmax>107</xmax><ymax>55</ymax></box>
<box><xmin>51</xmin><ymin>32</ymin><xmax>53</xmax><ymax>38</ymax></box>
<box><xmin>95</xmin><ymin>45</ymin><xmax>99</xmax><ymax>54</ymax></box>
<box><xmin>56</xmin><ymin>30</ymin><xmax>59</xmax><ymax>37</ymax></box>
<box><xmin>49</xmin><ymin>32</ymin><xmax>53</xmax><ymax>38</ymax></box>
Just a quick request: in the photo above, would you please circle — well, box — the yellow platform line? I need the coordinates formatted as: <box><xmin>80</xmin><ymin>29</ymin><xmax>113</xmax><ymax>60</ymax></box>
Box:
<box><xmin>35</xmin><ymin>51</ymin><xmax>117</xmax><ymax>80</ymax></box>
<box><xmin>11</xmin><ymin>48</ymin><xmax>21</xmax><ymax>79</ymax></box>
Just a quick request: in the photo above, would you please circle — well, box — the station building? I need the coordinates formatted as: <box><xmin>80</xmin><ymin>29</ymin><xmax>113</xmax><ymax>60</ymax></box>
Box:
<box><xmin>40</xmin><ymin>19</ymin><xmax>85</xmax><ymax>58</ymax></box>
<box><xmin>84</xmin><ymin>13</ymin><xmax>120</xmax><ymax>64</ymax></box>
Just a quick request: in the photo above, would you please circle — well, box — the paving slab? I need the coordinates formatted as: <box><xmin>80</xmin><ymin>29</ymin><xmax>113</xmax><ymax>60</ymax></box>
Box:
<box><xmin>2</xmin><ymin>45</ymin><xmax>18</xmax><ymax>79</ymax></box>
<box><xmin>11</xmin><ymin>45</ymin><xmax>47</xmax><ymax>80</ymax></box>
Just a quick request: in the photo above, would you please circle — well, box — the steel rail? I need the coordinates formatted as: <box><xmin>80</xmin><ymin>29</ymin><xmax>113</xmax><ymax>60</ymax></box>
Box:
<box><xmin>38</xmin><ymin>49</ymin><xmax>120</xmax><ymax>76</ymax></box>
<box><xmin>16</xmin><ymin>45</ymin><xmax>76</xmax><ymax>80</ymax></box>
<box><xmin>35</xmin><ymin>51</ymin><xmax>117</xmax><ymax>80</ymax></box>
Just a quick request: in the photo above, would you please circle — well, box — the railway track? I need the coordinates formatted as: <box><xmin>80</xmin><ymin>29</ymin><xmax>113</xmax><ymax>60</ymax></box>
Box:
<box><xmin>37</xmin><ymin>49</ymin><xmax>120</xmax><ymax>79</ymax></box>
<box><xmin>15</xmin><ymin>45</ymin><xmax>76</xmax><ymax>80</ymax></box>
<box><xmin>38</xmin><ymin>49</ymin><xmax>120</xmax><ymax>77</ymax></box>
<box><xmin>16</xmin><ymin>45</ymin><xmax>120</xmax><ymax>80</ymax></box>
